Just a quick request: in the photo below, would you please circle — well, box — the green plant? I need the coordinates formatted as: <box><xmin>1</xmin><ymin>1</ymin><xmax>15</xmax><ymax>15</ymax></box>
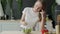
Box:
<box><xmin>1</xmin><ymin>0</ymin><xmax>13</xmax><ymax>13</ymax></box>
<box><xmin>17</xmin><ymin>0</ymin><xmax>22</xmax><ymax>11</ymax></box>
<box><xmin>51</xmin><ymin>3</ymin><xmax>56</xmax><ymax>15</ymax></box>
<box><xmin>8</xmin><ymin>0</ymin><xmax>13</xmax><ymax>9</ymax></box>
<box><xmin>51</xmin><ymin>1</ymin><xmax>57</xmax><ymax>20</ymax></box>
<box><xmin>1</xmin><ymin>0</ymin><xmax>7</xmax><ymax>12</ymax></box>
<box><xmin>23</xmin><ymin>28</ymin><xmax>32</xmax><ymax>34</ymax></box>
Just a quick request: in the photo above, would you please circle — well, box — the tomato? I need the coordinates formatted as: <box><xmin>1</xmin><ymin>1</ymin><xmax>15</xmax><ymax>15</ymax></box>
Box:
<box><xmin>41</xmin><ymin>29</ymin><xmax>48</xmax><ymax>34</ymax></box>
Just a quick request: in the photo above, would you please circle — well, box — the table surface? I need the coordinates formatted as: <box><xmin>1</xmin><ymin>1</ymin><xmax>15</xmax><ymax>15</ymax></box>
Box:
<box><xmin>0</xmin><ymin>20</ymin><xmax>20</xmax><ymax>23</ymax></box>
<box><xmin>0</xmin><ymin>31</ymin><xmax>41</xmax><ymax>34</ymax></box>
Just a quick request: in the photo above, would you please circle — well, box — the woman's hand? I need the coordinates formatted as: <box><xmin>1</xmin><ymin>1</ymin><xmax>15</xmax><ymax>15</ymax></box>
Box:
<box><xmin>20</xmin><ymin>21</ymin><xmax>27</xmax><ymax>26</ymax></box>
<box><xmin>40</xmin><ymin>10</ymin><xmax>45</xmax><ymax>17</ymax></box>
<box><xmin>22</xmin><ymin>22</ymin><xmax>27</xmax><ymax>26</ymax></box>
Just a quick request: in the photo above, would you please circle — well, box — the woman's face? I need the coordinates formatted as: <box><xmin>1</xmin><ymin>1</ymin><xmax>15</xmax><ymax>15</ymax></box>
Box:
<box><xmin>33</xmin><ymin>1</ymin><xmax>42</xmax><ymax>12</ymax></box>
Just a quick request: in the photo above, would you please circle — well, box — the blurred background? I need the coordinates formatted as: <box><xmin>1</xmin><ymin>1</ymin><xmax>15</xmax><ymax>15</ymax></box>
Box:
<box><xmin>0</xmin><ymin>0</ymin><xmax>56</xmax><ymax>20</ymax></box>
<box><xmin>0</xmin><ymin>0</ymin><xmax>60</xmax><ymax>34</ymax></box>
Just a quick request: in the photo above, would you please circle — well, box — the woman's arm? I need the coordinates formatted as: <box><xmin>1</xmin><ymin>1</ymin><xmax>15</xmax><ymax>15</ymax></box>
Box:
<box><xmin>20</xmin><ymin>8</ymin><xmax>28</xmax><ymax>26</ymax></box>
<box><xmin>40</xmin><ymin>10</ymin><xmax>46</xmax><ymax>30</ymax></box>
<box><xmin>20</xmin><ymin>13</ymin><xmax>27</xmax><ymax>26</ymax></box>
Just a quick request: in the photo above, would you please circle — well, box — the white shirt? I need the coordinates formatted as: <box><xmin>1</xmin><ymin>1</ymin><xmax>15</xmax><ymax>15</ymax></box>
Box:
<box><xmin>22</xmin><ymin>7</ymin><xmax>40</xmax><ymax>30</ymax></box>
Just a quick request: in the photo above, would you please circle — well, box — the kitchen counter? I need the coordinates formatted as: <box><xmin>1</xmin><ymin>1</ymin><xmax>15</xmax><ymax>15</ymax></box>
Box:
<box><xmin>0</xmin><ymin>31</ymin><xmax>41</xmax><ymax>34</ymax></box>
<box><xmin>0</xmin><ymin>20</ymin><xmax>21</xmax><ymax>32</ymax></box>
<box><xmin>0</xmin><ymin>20</ymin><xmax>20</xmax><ymax>23</ymax></box>
<box><xmin>0</xmin><ymin>20</ymin><xmax>20</xmax><ymax>21</ymax></box>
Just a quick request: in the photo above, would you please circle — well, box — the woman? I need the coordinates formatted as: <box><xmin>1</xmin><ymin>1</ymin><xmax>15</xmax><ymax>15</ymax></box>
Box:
<box><xmin>20</xmin><ymin>0</ymin><xmax>46</xmax><ymax>31</ymax></box>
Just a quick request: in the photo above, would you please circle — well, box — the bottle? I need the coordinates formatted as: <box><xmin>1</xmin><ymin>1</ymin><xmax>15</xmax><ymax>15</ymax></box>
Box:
<box><xmin>56</xmin><ymin>15</ymin><xmax>60</xmax><ymax>34</ymax></box>
<box><xmin>55</xmin><ymin>25</ymin><xmax>59</xmax><ymax>34</ymax></box>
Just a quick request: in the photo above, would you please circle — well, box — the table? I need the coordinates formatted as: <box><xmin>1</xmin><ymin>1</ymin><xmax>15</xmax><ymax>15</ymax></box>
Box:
<box><xmin>0</xmin><ymin>31</ymin><xmax>41</xmax><ymax>34</ymax></box>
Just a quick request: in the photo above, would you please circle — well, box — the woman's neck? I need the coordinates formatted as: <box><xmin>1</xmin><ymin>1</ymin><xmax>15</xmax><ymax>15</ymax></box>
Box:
<box><xmin>32</xmin><ymin>8</ymin><xmax>39</xmax><ymax>13</ymax></box>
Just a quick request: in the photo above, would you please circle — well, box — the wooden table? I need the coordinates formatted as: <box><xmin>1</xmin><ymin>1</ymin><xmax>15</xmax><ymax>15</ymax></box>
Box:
<box><xmin>0</xmin><ymin>31</ymin><xmax>41</xmax><ymax>34</ymax></box>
